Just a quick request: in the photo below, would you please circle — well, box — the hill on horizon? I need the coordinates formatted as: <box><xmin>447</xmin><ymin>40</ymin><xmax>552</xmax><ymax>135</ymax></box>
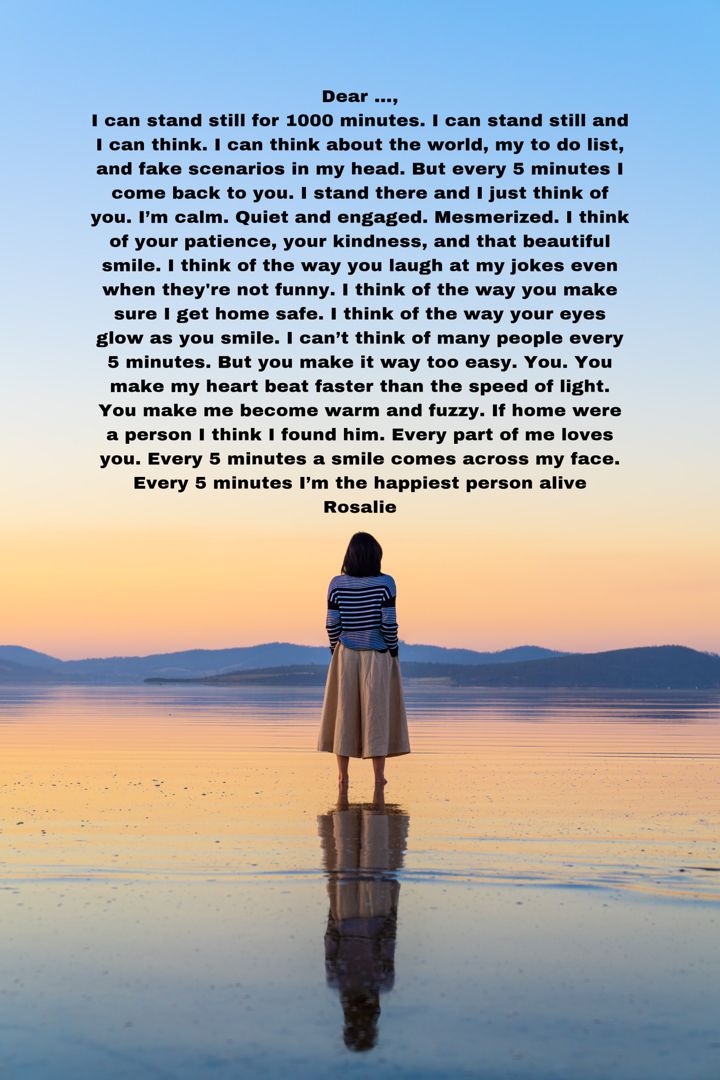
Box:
<box><xmin>145</xmin><ymin>645</ymin><xmax>720</xmax><ymax>691</ymax></box>
<box><xmin>0</xmin><ymin>641</ymin><xmax>564</xmax><ymax>684</ymax></box>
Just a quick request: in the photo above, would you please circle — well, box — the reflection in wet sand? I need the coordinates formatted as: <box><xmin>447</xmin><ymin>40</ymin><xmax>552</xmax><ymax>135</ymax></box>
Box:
<box><xmin>318</xmin><ymin>795</ymin><xmax>410</xmax><ymax>1051</ymax></box>
<box><xmin>0</xmin><ymin>685</ymin><xmax>719</xmax><ymax>1078</ymax></box>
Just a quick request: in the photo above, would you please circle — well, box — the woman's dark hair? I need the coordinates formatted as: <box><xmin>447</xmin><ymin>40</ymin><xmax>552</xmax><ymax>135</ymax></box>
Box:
<box><xmin>342</xmin><ymin>532</ymin><xmax>382</xmax><ymax>577</ymax></box>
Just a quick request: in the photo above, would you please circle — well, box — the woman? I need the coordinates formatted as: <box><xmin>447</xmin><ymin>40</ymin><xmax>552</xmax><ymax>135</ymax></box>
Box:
<box><xmin>317</xmin><ymin>532</ymin><xmax>411</xmax><ymax>789</ymax></box>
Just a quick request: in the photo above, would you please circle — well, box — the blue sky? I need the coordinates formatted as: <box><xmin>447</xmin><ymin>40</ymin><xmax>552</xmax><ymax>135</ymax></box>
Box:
<box><xmin>1</xmin><ymin>0</ymin><xmax>718</xmax><ymax>655</ymax></box>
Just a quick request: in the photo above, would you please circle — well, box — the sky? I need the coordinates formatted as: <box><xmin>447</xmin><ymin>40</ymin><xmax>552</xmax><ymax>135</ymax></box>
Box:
<box><xmin>1</xmin><ymin>0</ymin><xmax>718</xmax><ymax>658</ymax></box>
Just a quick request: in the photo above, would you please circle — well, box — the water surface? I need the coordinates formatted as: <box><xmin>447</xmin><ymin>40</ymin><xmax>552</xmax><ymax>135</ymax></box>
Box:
<box><xmin>1</xmin><ymin>685</ymin><xmax>719</xmax><ymax>1078</ymax></box>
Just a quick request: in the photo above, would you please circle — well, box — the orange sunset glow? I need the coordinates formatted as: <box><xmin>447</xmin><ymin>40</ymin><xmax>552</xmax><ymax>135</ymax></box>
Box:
<box><xmin>2</xmin><ymin>488</ymin><xmax>717</xmax><ymax>659</ymax></box>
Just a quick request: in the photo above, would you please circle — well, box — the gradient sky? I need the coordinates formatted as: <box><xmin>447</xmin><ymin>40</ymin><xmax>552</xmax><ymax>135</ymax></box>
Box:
<box><xmin>1</xmin><ymin>0</ymin><xmax>718</xmax><ymax>658</ymax></box>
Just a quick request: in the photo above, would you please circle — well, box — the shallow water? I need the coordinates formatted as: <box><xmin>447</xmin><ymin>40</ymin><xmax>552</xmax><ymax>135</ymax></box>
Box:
<box><xmin>1</xmin><ymin>685</ymin><xmax>719</xmax><ymax>1078</ymax></box>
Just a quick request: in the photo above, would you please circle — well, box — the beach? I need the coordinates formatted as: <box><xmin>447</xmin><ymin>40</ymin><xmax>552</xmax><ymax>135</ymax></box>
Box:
<box><xmin>1</xmin><ymin>684</ymin><xmax>718</xmax><ymax>1078</ymax></box>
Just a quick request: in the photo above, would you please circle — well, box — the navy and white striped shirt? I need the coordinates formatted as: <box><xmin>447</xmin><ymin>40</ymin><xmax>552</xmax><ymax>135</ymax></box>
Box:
<box><xmin>326</xmin><ymin>573</ymin><xmax>399</xmax><ymax>656</ymax></box>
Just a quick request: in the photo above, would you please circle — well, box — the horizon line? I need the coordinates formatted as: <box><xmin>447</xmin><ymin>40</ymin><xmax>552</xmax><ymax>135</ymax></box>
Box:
<box><xmin>2</xmin><ymin>640</ymin><xmax>718</xmax><ymax>664</ymax></box>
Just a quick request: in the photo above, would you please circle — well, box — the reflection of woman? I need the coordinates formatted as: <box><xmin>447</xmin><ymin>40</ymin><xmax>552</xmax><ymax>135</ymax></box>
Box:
<box><xmin>318</xmin><ymin>799</ymin><xmax>410</xmax><ymax>1052</ymax></box>
<box><xmin>317</xmin><ymin>532</ymin><xmax>411</xmax><ymax>791</ymax></box>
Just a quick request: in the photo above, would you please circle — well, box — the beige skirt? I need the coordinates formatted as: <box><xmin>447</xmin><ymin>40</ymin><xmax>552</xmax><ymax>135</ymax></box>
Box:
<box><xmin>317</xmin><ymin>643</ymin><xmax>411</xmax><ymax>759</ymax></box>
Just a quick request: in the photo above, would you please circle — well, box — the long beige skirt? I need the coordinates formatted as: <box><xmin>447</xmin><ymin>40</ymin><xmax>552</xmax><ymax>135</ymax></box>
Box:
<box><xmin>317</xmin><ymin>643</ymin><xmax>411</xmax><ymax>759</ymax></box>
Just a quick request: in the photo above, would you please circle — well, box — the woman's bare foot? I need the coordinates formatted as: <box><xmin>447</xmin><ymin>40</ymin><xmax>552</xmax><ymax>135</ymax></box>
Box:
<box><xmin>371</xmin><ymin>755</ymin><xmax>387</xmax><ymax>788</ymax></box>
<box><xmin>336</xmin><ymin>754</ymin><xmax>349</xmax><ymax>789</ymax></box>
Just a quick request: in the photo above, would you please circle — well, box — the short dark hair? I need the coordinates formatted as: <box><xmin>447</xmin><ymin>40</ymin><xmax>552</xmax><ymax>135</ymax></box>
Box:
<box><xmin>341</xmin><ymin>532</ymin><xmax>382</xmax><ymax>577</ymax></box>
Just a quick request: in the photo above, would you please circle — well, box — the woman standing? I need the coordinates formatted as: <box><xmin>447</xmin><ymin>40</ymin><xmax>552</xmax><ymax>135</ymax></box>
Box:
<box><xmin>317</xmin><ymin>532</ymin><xmax>411</xmax><ymax>789</ymax></box>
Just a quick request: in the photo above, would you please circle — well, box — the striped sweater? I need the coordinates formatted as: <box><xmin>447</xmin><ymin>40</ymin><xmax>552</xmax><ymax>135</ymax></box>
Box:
<box><xmin>326</xmin><ymin>573</ymin><xmax>399</xmax><ymax>656</ymax></box>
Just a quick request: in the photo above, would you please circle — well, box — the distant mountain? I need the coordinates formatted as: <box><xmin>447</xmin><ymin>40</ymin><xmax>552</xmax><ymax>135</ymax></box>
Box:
<box><xmin>393</xmin><ymin>644</ymin><xmax>562</xmax><ymax>665</ymax></box>
<box><xmin>0</xmin><ymin>657</ymin><xmax>64</xmax><ymax>683</ymax></box>
<box><xmin>0</xmin><ymin>646</ymin><xmax>66</xmax><ymax>671</ymax></box>
<box><xmin>146</xmin><ymin>646</ymin><xmax>720</xmax><ymax>691</ymax></box>
<box><xmin>0</xmin><ymin>642</ymin><xmax>563</xmax><ymax>684</ymax></box>
<box><xmin>445</xmin><ymin>645</ymin><xmax>720</xmax><ymax>689</ymax></box>
<box><xmin>2</xmin><ymin>643</ymin><xmax>718</xmax><ymax>689</ymax></box>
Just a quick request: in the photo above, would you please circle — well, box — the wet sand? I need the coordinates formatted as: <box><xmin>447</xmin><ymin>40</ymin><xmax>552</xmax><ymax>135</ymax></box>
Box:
<box><xmin>1</xmin><ymin>685</ymin><xmax>719</xmax><ymax>1077</ymax></box>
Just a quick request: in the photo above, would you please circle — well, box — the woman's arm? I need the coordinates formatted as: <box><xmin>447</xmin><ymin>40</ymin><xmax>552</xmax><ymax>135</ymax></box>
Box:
<box><xmin>326</xmin><ymin>581</ymin><xmax>342</xmax><ymax>653</ymax></box>
<box><xmin>381</xmin><ymin>583</ymin><xmax>399</xmax><ymax>657</ymax></box>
